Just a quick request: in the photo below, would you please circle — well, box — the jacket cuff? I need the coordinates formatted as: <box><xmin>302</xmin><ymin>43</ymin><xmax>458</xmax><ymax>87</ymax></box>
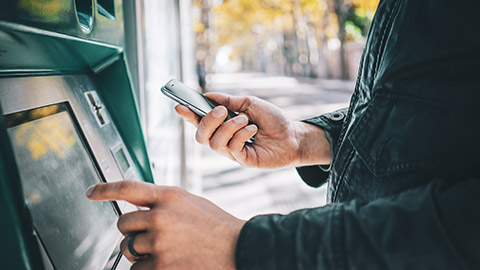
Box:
<box><xmin>234</xmin><ymin>215</ymin><xmax>278</xmax><ymax>270</ymax></box>
<box><xmin>295</xmin><ymin>108</ymin><xmax>347</xmax><ymax>187</ymax></box>
<box><xmin>234</xmin><ymin>206</ymin><xmax>341</xmax><ymax>269</ymax></box>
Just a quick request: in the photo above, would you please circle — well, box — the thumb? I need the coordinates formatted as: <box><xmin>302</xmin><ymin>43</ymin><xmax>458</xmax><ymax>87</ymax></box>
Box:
<box><xmin>205</xmin><ymin>93</ymin><xmax>252</xmax><ymax>113</ymax></box>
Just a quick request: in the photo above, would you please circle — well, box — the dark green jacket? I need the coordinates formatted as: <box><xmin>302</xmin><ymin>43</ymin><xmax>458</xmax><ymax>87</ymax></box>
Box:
<box><xmin>235</xmin><ymin>0</ymin><xmax>480</xmax><ymax>269</ymax></box>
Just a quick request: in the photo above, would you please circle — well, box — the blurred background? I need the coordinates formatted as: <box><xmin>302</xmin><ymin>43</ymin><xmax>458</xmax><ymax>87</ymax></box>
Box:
<box><xmin>131</xmin><ymin>0</ymin><xmax>379</xmax><ymax>220</ymax></box>
<box><xmin>194</xmin><ymin>0</ymin><xmax>378</xmax><ymax>82</ymax></box>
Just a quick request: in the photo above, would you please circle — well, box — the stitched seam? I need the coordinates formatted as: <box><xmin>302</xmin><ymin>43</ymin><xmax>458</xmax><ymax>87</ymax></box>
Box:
<box><xmin>331</xmin><ymin>0</ymin><xmax>395</xmax><ymax>169</ymax></box>
<box><xmin>333</xmin><ymin>204</ymin><xmax>348</xmax><ymax>270</ymax></box>
<box><xmin>333</xmin><ymin>149</ymin><xmax>355</xmax><ymax>202</ymax></box>
<box><xmin>363</xmin><ymin>0</ymin><xmax>394</xmax><ymax>89</ymax></box>
<box><xmin>347</xmin><ymin>94</ymin><xmax>422</xmax><ymax>175</ymax></box>
<box><xmin>347</xmin><ymin>92</ymin><xmax>480</xmax><ymax>175</ymax></box>
<box><xmin>371</xmin><ymin>0</ymin><xmax>402</xmax><ymax>88</ymax></box>
<box><xmin>337</xmin><ymin>0</ymin><xmax>402</xmax><ymax>174</ymax></box>
<box><xmin>331</xmin><ymin>0</ymin><xmax>402</xmax><ymax>201</ymax></box>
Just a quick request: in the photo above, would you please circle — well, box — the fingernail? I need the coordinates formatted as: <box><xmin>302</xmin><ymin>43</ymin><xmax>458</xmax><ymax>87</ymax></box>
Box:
<box><xmin>213</xmin><ymin>107</ymin><xmax>226</xmax><ymax>118</ymax></box>
<box><xmin>246</xmin><ymin>125</ymin><xmax>257</xmax><ymax>132</ymax></box>
<box><xmin>234</xmin><ymin>115</ymin><xmax>248</xmax><ymax>124</ymax></box>
<box><xmin>86</xmin><ymin>185</ymin><xmax>96</xmax><ymax>197</ymax></box>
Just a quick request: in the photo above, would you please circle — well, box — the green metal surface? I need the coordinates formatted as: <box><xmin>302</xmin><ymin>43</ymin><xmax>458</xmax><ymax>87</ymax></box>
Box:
<box><xmin>0</xmin><ymin>0</ymin><xmax>124</xmax><ymax>46</ymax></box>
<box><xmin>0</xmin><ymin>11</ymin><xmax>153</xmax><ymax>184</ymax></box>
<box><xmin>0</xmin><ymin>0</ymin><xmax>154</xmax><ymax>268</ymax></box>
<box><xmin>94</xmin><ymin>56</ymin><xmax>154</xmax><ymax>183</ymax></box>
<box><xmin>0</xmin><ymin>21</ymin><xmax>120</xmax><ymax>76</ymax></box>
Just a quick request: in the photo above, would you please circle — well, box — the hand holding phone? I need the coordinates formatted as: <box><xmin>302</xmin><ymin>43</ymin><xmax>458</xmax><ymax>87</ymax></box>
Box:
<box><xmin>167</xmin><ymin>84</ymin><xmax>315</xmax><ymax>169</ymax></box>
<box><xmin>161</xmin><ymin>79</ymin><xmax>256</xmax><ymax>143</ymax></box>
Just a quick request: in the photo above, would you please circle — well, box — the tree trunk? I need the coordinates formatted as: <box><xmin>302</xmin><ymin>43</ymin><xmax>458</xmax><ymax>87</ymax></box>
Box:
<box><xmin>196</xmin><ymin>0</ymin><xmax>211</xmax><ymax>92</ymax></box>
<box><xmin>330</xmin><ymin>0</ymin><xmax>349</xmax><ymax>80</ymax></box>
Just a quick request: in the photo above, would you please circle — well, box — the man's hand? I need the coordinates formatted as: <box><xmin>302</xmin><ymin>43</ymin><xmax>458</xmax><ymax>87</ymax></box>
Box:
<box><xmin>176</xmin><ymin>93</ymin><xmax>331</xmax><ymax>168</ymax></box>
<box><xmin>86</xmin><ymin>181</ymin><xmax>245</xmax><ymax>270</ymax></box>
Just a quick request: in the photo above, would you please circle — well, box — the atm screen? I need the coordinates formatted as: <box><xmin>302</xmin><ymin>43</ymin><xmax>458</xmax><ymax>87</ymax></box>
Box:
<box><xmin>5</xmin><ymin>103</ymin><xmax>122</xmax><ymax>270</ymax></box>
<box><xmin>114</xmin><ymin>148</ymin><xmax>130</xmax><ymax>174</ymax></box>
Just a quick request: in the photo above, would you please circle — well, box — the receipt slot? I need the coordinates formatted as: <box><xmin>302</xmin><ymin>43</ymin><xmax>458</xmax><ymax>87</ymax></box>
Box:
<box><xmin>0</xmin><ymin>1</ymin><xmax>153</xmax><ymax>269</ymax></box>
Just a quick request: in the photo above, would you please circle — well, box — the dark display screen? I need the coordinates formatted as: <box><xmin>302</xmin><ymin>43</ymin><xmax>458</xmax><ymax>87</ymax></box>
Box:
<box><xmin>114</xmin><ymin>148</ymin><xmax>130</xmax><ymax>174</ymax></box>
<box><xmin>6</xmin><ymin>103</ymin><xmax>121</xmax><ymax>270</ymax></box>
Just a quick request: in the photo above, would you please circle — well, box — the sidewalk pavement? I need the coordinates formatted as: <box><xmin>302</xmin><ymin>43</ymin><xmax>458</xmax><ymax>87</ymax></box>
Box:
<box><xmin>199</xmin><ymin>73</ymin><xmax>354</xmax><ymax>220</ymax></box>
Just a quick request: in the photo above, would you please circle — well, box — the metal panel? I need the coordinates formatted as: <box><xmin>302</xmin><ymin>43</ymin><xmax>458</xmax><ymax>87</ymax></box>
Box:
<box><xmin>0</xmin><ymin>74</ymin><xmax>142</xmax><ymax>184</ymax></box>
<box><xmin>0</xmin><ymin>0</ymin><xmax>153</xmax><ymax>268</ymax></box>
<box><xmin>0</xmin><ymin>74</ymin><xmax>146</xmax><ymax>269</ymax></box>
<box><xmin>0</xmin><ymin>0</ymin><xmax>125</xmax><ymax>46</ymax></box>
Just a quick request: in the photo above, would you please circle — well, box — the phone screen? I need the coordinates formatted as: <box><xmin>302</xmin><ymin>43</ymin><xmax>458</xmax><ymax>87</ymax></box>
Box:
<box><xmin>162</xmin><ymin>80</ymin><xmax>215</xmax><ymax>116</ymax></box>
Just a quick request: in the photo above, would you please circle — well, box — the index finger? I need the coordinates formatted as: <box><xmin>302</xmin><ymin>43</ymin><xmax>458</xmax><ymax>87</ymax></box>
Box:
<box><xmin>175</xmin><ymin>104</ymin><xmax>200</xmax><ymax>126</ymax></box>
<box><xmin>86</xmin><ymin>180</ymin><xmax>159</xmax><ymax>208</ymax></box>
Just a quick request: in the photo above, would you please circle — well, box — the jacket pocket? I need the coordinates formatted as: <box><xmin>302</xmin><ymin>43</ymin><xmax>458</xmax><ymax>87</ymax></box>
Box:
<box><xmin>347</xmin><ymin>93</ymin><xmax>480</xmax><ymax>176</ymax></box>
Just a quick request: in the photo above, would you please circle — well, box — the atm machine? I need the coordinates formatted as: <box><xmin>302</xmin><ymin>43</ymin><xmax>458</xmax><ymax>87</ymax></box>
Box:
<box><xmin>0</xmin><ymin>1</ymin><xmax>153</xmax><ymax>269</ymax></box>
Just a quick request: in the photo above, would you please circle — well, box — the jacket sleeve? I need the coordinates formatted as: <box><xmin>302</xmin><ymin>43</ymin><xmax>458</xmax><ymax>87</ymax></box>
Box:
<box><xmin>295</xmin><ymin>108</ymin><xmax>348</xmax><ymax>187</ymax></box>
<box><xmin>235</xmin><ymin>178</ymin><xmax>480</xmax><ymax>269</ymax></box>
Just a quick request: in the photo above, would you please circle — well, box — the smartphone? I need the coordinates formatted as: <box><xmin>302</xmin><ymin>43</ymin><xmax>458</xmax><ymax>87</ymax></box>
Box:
<box><xmin>161</xmin><ymin>79</ymin><xmax>256</xmax><ymax>142</ymax></box>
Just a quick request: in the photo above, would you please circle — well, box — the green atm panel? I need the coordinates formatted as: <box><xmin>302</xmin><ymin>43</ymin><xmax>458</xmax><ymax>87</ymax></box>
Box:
<box><xmin>0</xmin><ymin>0</ymin><xmax>153</xmax><ymax>269</ymax></box>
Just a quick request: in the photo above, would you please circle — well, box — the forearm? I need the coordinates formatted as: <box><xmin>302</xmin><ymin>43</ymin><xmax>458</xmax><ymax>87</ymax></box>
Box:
<box><xmin>293</xmin><ymin>121</ymin><xmax>331</xmax><ymax>167</ymax></box>
<box><xmin>236</xmin><ymin>178</ymin><xmax>480</xmax><ymax>269</ymax></box>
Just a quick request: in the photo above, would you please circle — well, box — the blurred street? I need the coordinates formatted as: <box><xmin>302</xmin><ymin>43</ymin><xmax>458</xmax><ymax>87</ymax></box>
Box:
<box><xmin>200</xmin><ymin>73</ymin><xmax>354</xmax><ymax>220</ymax></box>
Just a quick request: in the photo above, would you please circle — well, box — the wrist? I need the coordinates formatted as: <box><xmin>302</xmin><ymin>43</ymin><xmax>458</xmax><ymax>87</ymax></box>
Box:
<box><xmin>226</xmin><ymin>218</ymin><xmax>246</xmax><ymax>270</ymax></box>
<box><xmin>293</xmin><ymin>121</ymin><xmax>331</xmax><ymax>166</ymax></box>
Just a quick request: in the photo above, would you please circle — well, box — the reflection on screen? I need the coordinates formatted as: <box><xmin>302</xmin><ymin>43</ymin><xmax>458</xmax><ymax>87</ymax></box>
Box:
<box><xmin>164</xmin><ymin>83</ymin><xmax>215</xmax><ymax>114</ymax></box>
<box><xmin>6</xmin><ymin>104</ymin><xmax>121</xmax><ymax>270</ymax></box>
